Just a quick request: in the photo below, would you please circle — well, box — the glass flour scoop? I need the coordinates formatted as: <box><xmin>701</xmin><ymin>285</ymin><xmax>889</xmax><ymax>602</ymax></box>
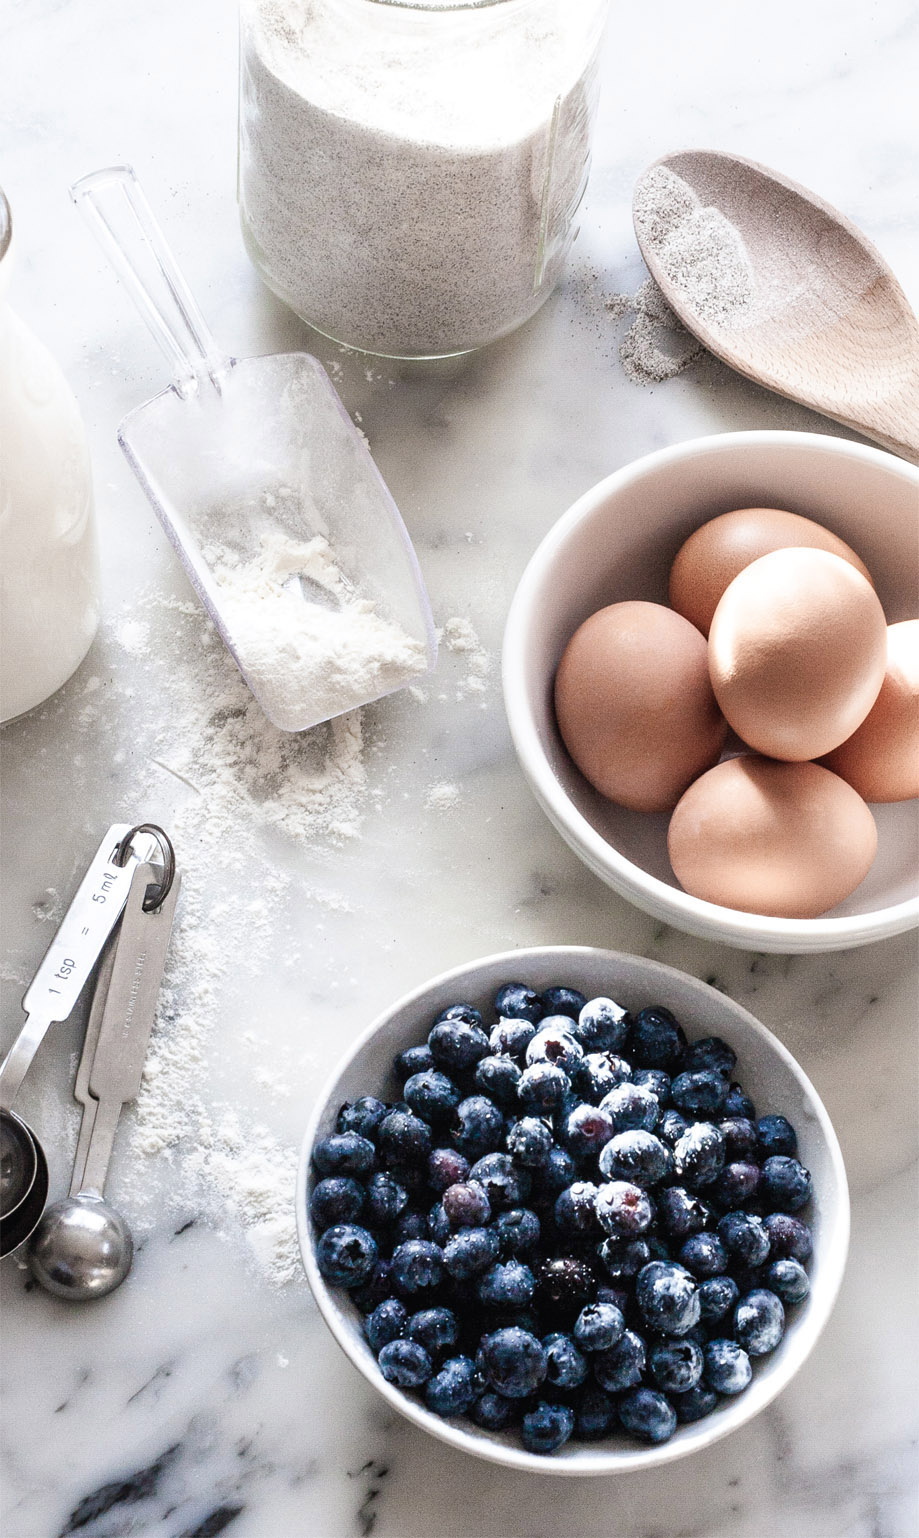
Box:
<box><xmin>70</xmin><ymin>167</ymin><xmax>436</xmax><ymax>731</ymax></box>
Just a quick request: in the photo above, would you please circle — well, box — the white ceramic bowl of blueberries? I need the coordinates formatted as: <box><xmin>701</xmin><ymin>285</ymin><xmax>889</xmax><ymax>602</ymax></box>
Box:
<box><xmin>297</xmin><ymin>947</ymin><xmax>849</xmax><ymax>1474</ymax></box>
<box><xmin>502</xmin><ymin>431</ymin><xmax>919</xmax><ymax>953</ymax></box>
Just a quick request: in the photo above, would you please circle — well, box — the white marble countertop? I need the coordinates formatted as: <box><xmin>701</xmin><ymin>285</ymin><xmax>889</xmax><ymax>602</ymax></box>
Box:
<box><xmin>2</xmin><ymin>1</ymin><xmax>918</xmax><ymax>1534</ymax></box>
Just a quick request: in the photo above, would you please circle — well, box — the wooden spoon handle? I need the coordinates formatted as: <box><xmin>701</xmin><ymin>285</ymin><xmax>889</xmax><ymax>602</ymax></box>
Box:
<box><xmin>844</xmin><ymin>374</ymin><xmax>919</xmax><ymax>465</ymax></box>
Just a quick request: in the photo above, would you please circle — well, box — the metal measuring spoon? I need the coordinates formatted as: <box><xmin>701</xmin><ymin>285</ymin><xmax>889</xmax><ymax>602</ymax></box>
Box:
<box><xmin>28</xmin><ymin>864</ymin><xmax>180</xmax><ymax>1299</ymax></box>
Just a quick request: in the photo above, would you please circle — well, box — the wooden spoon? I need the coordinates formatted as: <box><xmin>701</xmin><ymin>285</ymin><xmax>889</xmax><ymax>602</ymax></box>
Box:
<box><xmin>632</xmin><ymin>150</ymin><xmax>919</xmax><ymax>464</ymax></box>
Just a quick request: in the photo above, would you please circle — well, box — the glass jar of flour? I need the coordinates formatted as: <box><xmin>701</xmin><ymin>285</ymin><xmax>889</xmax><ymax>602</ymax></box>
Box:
<box><xmin>238</xmin><ymin>0</ymin><xmax>609</xmax><ymax>358</ymax></box>
<box><xmin>0</xmin><ymin>188</ymin><xmax>100</xmax><ymax>723</ymax></box>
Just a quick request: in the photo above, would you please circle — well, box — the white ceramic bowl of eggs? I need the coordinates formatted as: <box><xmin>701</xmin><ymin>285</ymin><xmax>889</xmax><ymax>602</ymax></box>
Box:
<box><xmin>296</xmin><ymin>946</ymin><xmax>849</xmax><ymax>1474</ymax></box>
<box><xmin>502</xmin><ymin>431</ymin><xmax>919</xmax><ymax>952</ymax></box>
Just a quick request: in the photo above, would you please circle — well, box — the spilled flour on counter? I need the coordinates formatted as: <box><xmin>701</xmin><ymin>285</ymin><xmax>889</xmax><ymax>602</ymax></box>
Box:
<box><xmin>607</xmin><ymin>279</ymin><xmax>704</xmax><ymax>385</ymax></box>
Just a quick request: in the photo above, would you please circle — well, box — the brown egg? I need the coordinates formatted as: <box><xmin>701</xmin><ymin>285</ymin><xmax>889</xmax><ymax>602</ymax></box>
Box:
<box><xmin>669</xmin><ymin>507</ymin><xmax>873</xmax><ymax>636</ymax></box>
<box><xmin>821</xmin><ymin>620</ymin><xmax>919</xmax><ymax>801</ymax></box>
<box><xmin>668</xmin><ymin>755</ymin><xmax>878</xmax><ymax>918</ymax></box>
<box><xmin>708</xmin><ymin>547</ymin><xmax>887</xmax><ymax>761</ymax></box>
<box><xmin>554</xmin><ymin>600</ymin><xmax>727</xmax><ymax>812</ymax></box>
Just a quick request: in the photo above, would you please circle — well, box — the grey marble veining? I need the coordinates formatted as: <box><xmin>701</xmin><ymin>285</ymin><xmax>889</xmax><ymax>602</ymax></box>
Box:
<box><xmin>2</xmin><ymin>1</ymin><xmax>918</xmax><ymax>1535</ymax></box>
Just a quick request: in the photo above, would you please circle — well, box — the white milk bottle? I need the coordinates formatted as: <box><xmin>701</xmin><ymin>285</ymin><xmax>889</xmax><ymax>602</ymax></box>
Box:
<box><xmin>0</xmin><ymin>186</ymin><xmax>100</xmax><ymax>722</ymax></box>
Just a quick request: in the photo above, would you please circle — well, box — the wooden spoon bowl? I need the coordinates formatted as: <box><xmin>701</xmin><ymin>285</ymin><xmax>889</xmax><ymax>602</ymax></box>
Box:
<box><xmin>633</xmin><ymin>150</ymin><xmax>919</xmax><ymax>463</ymax></box>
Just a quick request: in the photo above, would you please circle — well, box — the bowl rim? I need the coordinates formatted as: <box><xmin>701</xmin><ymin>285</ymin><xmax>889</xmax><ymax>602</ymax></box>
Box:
<box><xmin>296</xmin><ymin>944</ymin><xmax>850</xmax><ymax>1475</ymax></box>
<box><xmin>502</xmin><ymin>430</ymin><xmax>919</xmax><ymax>952</ymax></box>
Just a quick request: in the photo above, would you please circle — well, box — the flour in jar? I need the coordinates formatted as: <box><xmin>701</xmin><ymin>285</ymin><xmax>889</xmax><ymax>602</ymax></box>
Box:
<box><xmin>238</xmin><ymin>0</ymin><xmax>606</xmax><ymax>356</ymax></box>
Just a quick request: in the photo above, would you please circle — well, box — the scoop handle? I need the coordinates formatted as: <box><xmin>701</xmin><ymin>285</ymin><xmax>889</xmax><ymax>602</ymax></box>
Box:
<box><xmin>70</xmin><ymin>165</ymin><xmax>232</xmax><ymax>398</ymax></box>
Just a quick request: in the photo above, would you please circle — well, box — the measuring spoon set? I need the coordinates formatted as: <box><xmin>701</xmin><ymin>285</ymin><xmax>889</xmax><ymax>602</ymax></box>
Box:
<box><xmin>0</xmin><ymin>823</ymin><xmax>180</xmax><ymax>1299</ymax></box>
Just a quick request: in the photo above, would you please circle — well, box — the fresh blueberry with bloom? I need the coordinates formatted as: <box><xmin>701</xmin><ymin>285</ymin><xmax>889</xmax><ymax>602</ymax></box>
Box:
<box><xmin>712</xmin><ymin>1160</ymin><xmax>760</xmax><ymax>1208</ymax></box>
<box><xmin>451</xmin><ymin>1096</ymin><xmax>505</xmax><ymax>1159</ymax></box>
<box><xmin>426</xmin><ymin>1200</ymin><xmax>451</xmax><ymax>1245</ymax></box>
<box><xmin>573</xmin><ymin>1301</ymin><xmax>625</xmax><ymax>1353</ymax></box>
<box><xmin>469</xmin><ymin>1152</ymin><xmax>531</xmax><ymax>1210</ymax></box>
<box><xmin>592</xmin><ymin>1328</ymin><xmax>647</xmax><ymax>1392</ymax></box>
<box><xmin>406</xmin><ymin>1307</ymin><xmax>459</xmax><ymax>1359</ymax></box>
<box><xmin>760</xmin><ymin>1155</ymin><xmax>812</xmax><ymax>1212</ymax></box>
<box><xmin>378</xmin><ymin>1109</ymin><xmax>431</xmax><ymax>1165</ymax></box>
<box><xmin>657</xmin><ymin>1185</ymin><xmax>710</xmax><ymax>1238</ymax></box>
<box><xmin>723</xmin><ymin>1083</ymin><xmax>756</xmax><ymax>1118</ymax></box>
<box><xmin>577</xmin><ymin>996</ymin><xmax>630</xmax><ymax>1052</ymax></box>
<box><xmin>337</xmin><ymin>1096</ymin><xmax>387</xmax><ymax>1140</ymax></box>
<box><xmin>717</xmin><ymin>1209</ymin><xmax>771</xmax><ymax>1267</ymax></box>
<box><xmin>541</xmin><ymin>985</ymin><xmax>587</xmax><ymax>1021</ymax></box>
<box><xmin>671</xmin><ymin>1069</ymin><xmax>728</xmax><ymax>1117</ymax></box>
<box><xmin>631</xmin><ymin>1068</ymin><xmax>672</xmax><ymax>1104</ymax></box>
<box><xmin>403</xmin><ymin>1070</ymin><xmax>460</xmax><ymax>1124</ymax></box>
<box><xmin>766</xmin><ymin>1257</ymin><xmax>810</xmax><ymax>1304</ymax></box>
<box><xmin>310</xmin><ymin>1175</ymin><xmax>365</xmax><ymax>1230</ymax></box>
<box><xmin>543</xmin><ymin>1331</ymin><xmax>589</xmax><ymax>1389</ymax></box>
<box><xmin>526</xmin><ymin>1022</ymin><xmax>584</xmax><ymax>1074</ymax></box>
<box><xmin>312</xmin><ymin>1132</ymin><xmax>376</xmax><ymax>1178</ymax></box>
<box><xmin>394</xmin><ymin>1043</ymin><xmax>435</xmax><ymax>1081</ymax></box>
<box><xmin>474</xmin><ymin>1054</ymin><xmax>522</xmax><ymax>1104</ymax></box>
<box><xmin>494</xmin><ymin>983</ymin><xmax>543</xmax><ymax>1023</ymax></box>
<box><xmin>480</xmin><ymin>1327</ymin><xmax>547</xmax><ymax>1397</ymax></box>
<box><xmin>574</xmin><ymin>1386</ymin><xmax>617</xmax><ymax>1439</ymax></box>
<box><xmin>734</xmin><ymin>1288</ymin><xmax>785</xmax><ymax>1355</ymax></box>
<box><xmin>672</xmin><ymin>1383</ymin><xmax>719</xmax><ymax>1423</ymax></box>
<box><xmin>554</xmin><ymin>1180</ymin><xmax>601</xmax><ymax>1237</ymax></box>
<box><xmin>363</xmin><ymin>1171</ymin><xmax>409</xmax><ymax>1227</ymax></box>
<box><xmin>756</xmin><ymin>1114</ymin><xmax>798</xmax><ymax>1156</ymax></box>
<box><xmin>673</xmin><ymin>1121</ymin><xmax>726</xmax><ymax>1189</ymax></box>
<box><xmin>522</xmin><ymin>1400</ymin><xmax>575</xmax><ymax>1454</ymax></box>
<box><xmin>763</xmin><ymin>1212</ymin><xmax>813</xmax><ymax>1262</ymax></box>
<box><xmin>506</xmin><ymin>1115</ymin><xmax>554</xmax><ymax>1168</ymax></box>
<box><xmin>425</xmin><ymin>1355</ymin><xmax>479</xmax><ymax>1416</ymax></box>
<box><xmin>469</xmin><ymin>1391</ymin><xmax>517</xmax><ymax>1431</ymax></box>
<box><xmin>428</xmin><ymin>1017</ymin><xmax>491</xmax><ymax>1074</ymax></box>
<box><xmin>475</xmin><ymin>1258</ymin><xmax>535</xmax><ymax>1308</ymax></box>
<box><xmin>704</xmin><ymin>1337</ymin><xmax>753</xmax><ymax>1395</ymax></box>
<box><xmin>433</xmin><ymin>1002</ymin><xmax>484</xmax><ymax>1028</ymax></box>
<box><xmin>680</xmin><ymin>1035</ymin><xmax>737</xmax><ymax>1079</ymax></box>
<box><xmin>426</xmin><ymin>1146</ymin><xmax>470</xmax><ymax>1193</ymax></box>
<box><xmin>628</xmin><ymin>1005</ymin><xmax>685</xmax><ymax>1069</ymax></box>
<box><xmin>600</xmin><ymin>1083</ymin><xmax>660</xmax><ymax>1135</ymax></box>
<box><xmin>534</xmin><ymin>1145</ymin><xmax>577</xmax><ymax>1197</ymax></box>
<box><xmin>390</xmin><ymin>1239</ymin><xmax>444</xmax><ymax>1297</ymax></box>
<box><xmin>718</xmin><ymin>1116</ymin><xmax>759</xmax><ymax>1161</ymax></box>
<box><xmin>489</xmin><ymin>1018</ymin><xmax>537</xmax><ymax>1058</ymax></box>
<box><xmin>574</xmin><ymin>1051</ymin><xmax>632</xmax><ymax>1103</ymax></box>
<box><xmin>364</xmin><ymin>1298</ymin><xmax>407</xmax><ymax>1352</ymax></box>
<box><xmin>393</xmin><ymin>1209</ymin><xmax>428</xmax><ymax>1244</ymax></box>
<box><xmin>494</xmin><ymin>1207</ymin><xmax>541</xmax><ymax>1255</ymax></box>
<box><xmin>679</xmin><ymin>1231</ymin><xmax>729</xmax><ymax>1278</ymax></box>
<box><xmin>636</xmin><ymin>1261</ymin><xmax>701</xmax><ymax>1335</ymax></box>
<box><xmin>442</xmin><ymin>1225</ymin><xmax>500</xmax><ymax>1280</ymax></box>
<box><xmin>697</xmin><ymin>1274</ymin><xmax>740</xmax><ymax>1324</ymax></box>
<box><xmin>598</xmin><ymin>1236</ymin><xmax>651</xmax><ymax>1283</ymax></box>
<box><xmin>595</xmin><ymin>1180</ymin><xmax>653</xmax><ymax>1238</ymax></box>
<box><xmin>316</xmin><ymin>1224</ymin><xmax>379</xmax><ymax>1288</ymax></box>
<box><xmin>618</xmin><ymin>1387</ymin><xmax>677</xmax><ymax>1444</ymax></box>
<box><xmin>649</xmin><ymin>1337</ymin><xmax>704</xmax><ymax>1394</ymax></box>
<box><xmin>378</xmin><ymin>1338</ymin><xmax>432</xmax><ymax>1388</ymax></box>
<box><xmin>517</xmin><ymin>1061</ymin><xmax>570</xmax><ymax>1114</ymax></box>
<box><xmin>658</xmin><ymin>1108</ymin><xmax>689</xmax><ymax>1145</ymax></box>
<box><xmin>598</xmin><ymin>1130</ymin><xmax>673</xmax><ymax>1188</ymax></box>
<box><xmin>441</xmin><ymin>1180</ymin><xmax>491</xmax><ymax>1228</ymax></box>
<box><xmin>563</xmin><ymin>1103</ymin><xmax>616</xmax><ymax>1158</ymax></box>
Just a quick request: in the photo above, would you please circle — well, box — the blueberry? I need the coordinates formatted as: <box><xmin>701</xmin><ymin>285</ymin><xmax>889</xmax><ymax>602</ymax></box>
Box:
<box><xmin>336</xmin><ymin>1096</ymin><xmax>387</xmax><ymax>1140</ymax></box>
<box><xmin>763</xmin><ymin>1212</ymin><xmax>813</xmax><ymax>1262</ymax></box>
<box><xmin>428</xmin><ymin>1018</ymin><xmax>490</xmax><ymax>1074</ymax></box>
<box><xmin>535</xmin><ymin>1255</ymin><xmax>597</xmax><ymax>1313</ymax></box>
<box><xmin>442</xmin><ymin>1180</ymin><xmax>491</xmax><ymax>1228</ymax></box>
<box><xmin>658</xmin><ymin>1108</ymin><xmax>689</xmax><ymax>1146</ymax></box>
<box><xmin>619</xmin><ymin>1387</ymin><xmax>677</xmax><ymax>1444</ymax></box>
<box><xmin>406</xmin><ymin>1306</ymin><xmax>459</xmax><ymax>1359</ymax></box>
<box><xmin>766</xmin><ymin>1258</ymin><xmax>810</xmax><ymax>1305</ymax></box>
<box><xmin>494</xmin><ymin>1207</ymin><xmax>541</xmax><ymax>1256</ymax></box>
<box><xmin>494</xmin><ymin>983</ymin><xmax>543</xmax><ymax>1023</ymax></box>
<box><xmin>541</xmin><ymin>985</ymin><xmax>588</xmax><ymax>1021</ymax></box>
<box><xmin>426</xmin><ymin>1201</ymin><xmax>452</xmax><ymax>1245</ymax></box>
<box><xmin>469</xmin><ymin>1152</ymin><xmax>531</xmax><ymax>1210</ymax></box>
<box><xmin>425</xmin><ymin>1355</ymin><xmax>479</xmax><ymax>1417</ymax></box>
<box><xmin>543</xmin><ymin>1331</ymin><xmax>589</xmax><ymax>1389</ymax></box>
<box><xmin>599</xmin><ymin>1083</ymin><xmax>660</xmax><ymax>1134</ymax></box>
<box><xmin>734</xmin><ymin>1288</ymin><xmax>785</xmax><ymax>1355</ymax></box>
<box><xmin>577</xmin><ymin>996</ymin><xmax>630</xmax><ymax>1052</ymax></box>
<box><xmin>351</xmin><ymin>1258</ymin><xmax>393</xmax><ymax>1313</ymax></box>
<box><xmin>533</xmin><ymin>1145</ymin><xmax>577</xmax><ymax>1197</ymax></box>
<box><xmin>390</xmin><ymin>1239</ymin><xmax>444</xmax><ymax>1297</ymax></box>
<box><xmin>481</xmin><ymin>1326</ymin><xmax>547</xmax><ymax>1397</ymax></box>
<box><xmin>563</xmin><ymin>1103</ymin><xmax>615</xmax><ymax>1158</ymax></box>
<box><xmin>573</xmin><ymin>1301</ymin><xmax>625</xmax><ymax>1353</ymax></box>
<box><xmin>489</xmin><ymin>1019</ymin><xmax>537</xmax><ymax>1058</ymax></box>
<box><xmin>712</xmin><ymin>1161</ymin><xmax>760</xmax><ymax>1209</ymax></box>
<box><xmin>522</xmin><ymin>1400</ymin><xmax>575</xmax><ymax>1454</ymax></box>
<box><xmin>442</xmin><ymin>1225</ymin><xmax>501</xmax><ymax>1280</ymax></box>
<box><xmin>394</xmin><ymin>1043</ymin><xmax>435</xmax><ymax>1081</ymax></box>
<box><xmin>636</xmin><ymin>1261</ymin><xmax>700</xmax><ymax>1336</ymax></box>
<box><xmin>628</xmin><ymin>1005</ymin><xmax>685</xmax><ymax>1069</ymax></box>
<box><xmin>631</xmin><ymin>1068</ymin><xmax>672</xmax><ymax>1104</ymax></box>
<box><xmin>755</xmin><ymin>1114</ymin><xmax>798</xmax><ymax>1156</ymax></box>
<box><xmin>474</xmin><ymin>1055</ymin><xmax>522</xmax><ymax>1104</ymax></box>
<box><xmin>723</xmin><ymin>1083</ymin><xmax>756</xmax><ymax>1119</ymax></box>
<box><xmin>403</xmin><ymin>1070</ymin><xmax>460</xmax><ymax>1124</ymax></box>
<box><xmin>378</xmin><ymin>1110</ymin><xmax>431</xmax><ymax>1165</ymax></box>
<box><xmin>316</xmin><ymin>1224</ymin><xmax>379</xmax><ymax>1288</ymax></box>
<box><xmin>364</xmin><ymin>1172</ymin><xmax>409</xmax><ymax>1227</ymax></box>
<box><xmin>703</xmin><ymin>1337</ymin><xmax>753</xmax><ymax>1395</ymax></box>
<box><xmin>574</xmin><ymin>1385</ymin><xmax>617</xmax><ymax>1439</ymax></box>
<box><xmin>310</xmin><ymin>1176</ymin><xmax>365</xmax><ymax>1230</ymax></box>
<box><xmin>469</xmin><ymin>1391</ymin><xmax>517</xmax><ymax>1431</ymax></box>
<box><xmin>672</xmin><ymin>1383</ymin><xmax>719</xmax><ymax>1423</ymax></box>
<box><xmin>697</xmin><ymin>1274</ymin><xmax>739</xmax><ymax>1324</ymax></box>
<box><xmin>526</xmin><ymin>1022</ymin><xmax>584</xmax><ymax>1074</ymax></box>
<box><xmin>433</xmin><ymin>1003</ymin><xmax>484</xmax><ymax>1028</ymax></box>
<box><xmin>671</xmin><ymin>1070</ymin><xmax>728</xmax><ymax>1118</ymax></box>
<box><xmin>451</xmin><ymin>1096</ymin><xmax>505</xmax><ymax>1158</ymax></box>
<box><xmin>649</xmin><ymin>1337</ymin><xmax>704</xmax><ymax>1393</ymax></box>
<box><xmin>393</xmin><ymin>1209</ymin><xmax>428</xmax><ymax>1244</ymax></box>
<box><xmin>506</xmin><ymin>1116</ymin><xmax>554</xmax><ymax>1168</ymax></box>
<box><xmin>598</xmin><ymin>1237</ymin><xmax>651</xmax><ymax>1282</ymax></box>
<box><xmin>679</xmin><ymin>1232</ymin><xmax>729</xmax><ymax>1278</ymax></box>
<box><xmin>598</xmin><ymin>1130</ymin><xmax>673</xmax><ymax>1188</ymax></box>
<box><xmin>673</xmin><ymin>1121</ymin><xmax>726</xmax><ymax>1189</ymax></box>
<box><xmin>717</xmin><ymin>1210</ymin><xmax>770</xmax><ymax>1267</ymax></box>
<box><xmin>657</xmin><ymin>1186</ymin><xmax>711</xmax><ymax>1240</ymax></box>
<box><xmin>364</xmin><ymin>1298</ymin><xmax>407</xmax><ymax>1352</ymax></box>
<box><xmin>574</xmin><ymin>1051</ymin><xmax>632</xmax><ymax>1103</ymax></box>
<box><xmin>312</xmin><ymin>1132</ymin><xmax>376</xmax><ymax>1178</ymax></box>
<box><xmin>760</xmin><ymin>1155</ymin><xmax>812</xmax><ymax>1213</ymax></box>
<box><xmin>681</xmin><ymin>1036</ymin><xmax>737</xmax><ymax>1079</ymax></box>
<box><xmin>378</xmin><ymin>1337</ymin><xmax>432</xmax><ymax>1388</ymax></box>
<box><xmin>554</xmin><ymin>1180</ymin><xmax>601</xmax><ymax>1237</ymax></box>
<box><xmin>426</xmin><ymin>1146</ymin><xmax>471</xmax><ymax>1193</ymax></box>
<box><xmin>718</xmin><ymin>1116</ymin><xmax>759</xmax><ymax>1162</ymax></box>
<box><xmin>517</xmin><ymin>1062</ymin><xmax>570</xmax><ymax>1114</ymax></box>
<box><xmin>595</xmin><ymin>1180</ymin><xmax>653</xmax><ymax>1238</ymax></box>
<box><xmin>476</xmin><ymin>1259</ymin><xmax>535</xmax><ymax>1308</ymax></box>
<box><xmin>592</xmin><ymin>1328</ymin><xmax>646</xmax><ymax>1391</ymax></box>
